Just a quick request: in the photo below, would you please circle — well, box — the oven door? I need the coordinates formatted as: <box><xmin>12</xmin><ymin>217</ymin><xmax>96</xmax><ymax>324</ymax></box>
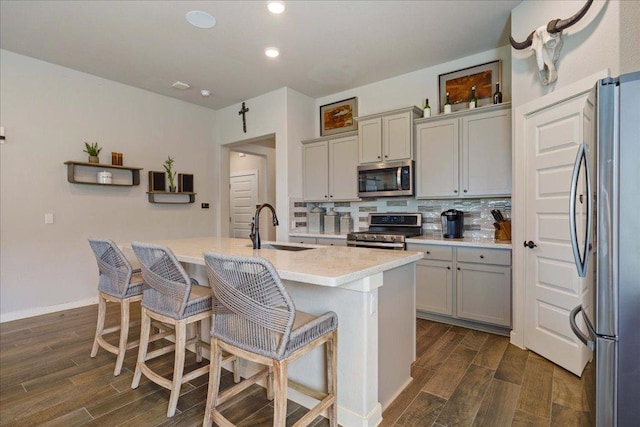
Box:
<box><xmin>346</xmin><ymin>240</ymin><xmax>405</xmax><ymax>250</ymax></box>
<box><xmin>357</xmin><ymin>160</ymin><xmax>413</xmax><ymax>198</ymax></box>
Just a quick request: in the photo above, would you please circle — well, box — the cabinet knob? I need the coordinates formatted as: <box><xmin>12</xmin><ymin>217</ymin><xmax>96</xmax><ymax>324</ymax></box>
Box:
<box><xmin>447</xmin><ymin>266</ymin><xmax>451</xmax><ymax>270</ymax></box>
<box><xmin>457</xmin><ymin>267</ymin><xmax>461</xmax><ymax>271</ymax></box>
<box><xmin>464</xmin><ymin>189</ymin><xmax>468</xmax><ymax>193</ymax></box>
<box><xmin>480</xmin><ymin>254</ymin><xmax>484</xmax><ymax>259</ymax></box>
<box><xmin>384</xmin><ymin>155</ymin><xmax>388</xmax><ymax>158</ymax></box>
<box><xmin>426</xmin><ymin>251</ymin><xmax>431</xmax><ymax>255</ymax></box>
<box><xmin>454</xmin><ymin>189</ymin><xmax>458</xmax><ymax>193</ymax></box>
<box><xmin>324</xmin><ymin>195</ymin><xmax>328</xmax><ymax>198</ymax></box>
<box><xmin>329</xmin><ymin>195</ymin><xmax>333</xmax><ymax>198</ymax></box>
<box><xmin>377</xmin><ymin>156</ymin><xmax>381</xmax><ymax>159</ymax></box>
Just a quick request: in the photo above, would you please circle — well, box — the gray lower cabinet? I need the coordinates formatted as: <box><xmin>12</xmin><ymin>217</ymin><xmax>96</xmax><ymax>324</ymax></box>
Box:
<box><xmin>290</xmin><ymin>236</ymin><xmax>318</xmax><ymax>244</ymax></box>
<box><xmin>408</xmin><ymin>243</ymin><xmax>512</xmax><ymax>329</ymax></box>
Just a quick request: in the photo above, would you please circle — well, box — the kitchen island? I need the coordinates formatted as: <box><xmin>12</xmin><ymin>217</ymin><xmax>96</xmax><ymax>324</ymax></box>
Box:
<box><xmin>122</xmin><ymin>237</ymin><xmax>422</xmax><ymax>427</ymax></box>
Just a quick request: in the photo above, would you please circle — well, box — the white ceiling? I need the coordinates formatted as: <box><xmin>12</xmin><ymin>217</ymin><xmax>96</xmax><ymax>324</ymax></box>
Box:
<box><xmin>0</xmin><ymin>1</ymin><xmax>520</xmax><ymax>110</ymax></box>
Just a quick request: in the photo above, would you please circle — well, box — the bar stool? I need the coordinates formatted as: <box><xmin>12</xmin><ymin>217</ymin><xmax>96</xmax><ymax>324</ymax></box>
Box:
<box><xmin>131</xmin><ymin>242</ymin><xmax>231</xmax><ymax>417</ymax></box>
<box><xmin>203</xmin><ymin>253</ymin><xmax>338</xmax><ymax>427</ymax></box>
<box><xmin>88</xmin><ymin>238</ymin><xmax>145</xmax><ymax>376</ymax></box>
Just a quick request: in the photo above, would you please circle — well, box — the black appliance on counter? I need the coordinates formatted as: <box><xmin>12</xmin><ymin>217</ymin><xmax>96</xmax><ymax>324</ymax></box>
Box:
<box><xmin>346</xmin><ymin>213</ymin><xmax>422</xmax><ymax>250</ymax></box>
<box><xmin>441</xmin><ymin>209</ymin><xmax>464</xmax><ymax>238</ymax></box>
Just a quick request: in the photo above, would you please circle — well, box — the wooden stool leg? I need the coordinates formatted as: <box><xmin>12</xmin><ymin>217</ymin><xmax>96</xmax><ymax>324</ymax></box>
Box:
<box><xmin>273</xmin><ymin>360</ymin><xmax>288</xmax><ymax>427</ymax></box>
<box><xmin>131</xmin><ymin>307</ymin><xmax>151</xmax><ymax>389</ymax></box>
<box><xmin>203</xmin><ymin>338</ymin><xmax>222</xmax><ymax>427</ymax></box>
<box><xmin>167</xmin><ymin>320</ymin><xmax>186</xmax><ymax>417</ymax></box>
<box><xmin>195</xmin><ymin>320</ymin><xmax>202</xmax><ymax>363</ymax></box>
<box><xmin>327</xmin><ymin>331</ymin><xmax>338</xmax><ymax>427</ymax></box>
<box><xmin>266</xmin><ymin>366</ymin><xmax>274</xmax><ymax>400</ymax></box>
<box><xmin>91</xmin><ymin>293</ymin><xmax>107</xmax><ymax>357</ymax></box>
<box><xmin>233</xmin><ymin>357</ymin><xmax>240</xmax><ymax>384</ymax></box>
<box><xmin>113</xmin><ymin>298</ymin><xmax>131</xmax><ymax>376</ymax></box>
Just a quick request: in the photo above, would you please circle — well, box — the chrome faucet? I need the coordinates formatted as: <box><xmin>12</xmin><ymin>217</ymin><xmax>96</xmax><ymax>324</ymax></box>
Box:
<box><xmin>250</xmin><ymin>203</ymin><xmax>279</xmax><ymax>249</ymax></box>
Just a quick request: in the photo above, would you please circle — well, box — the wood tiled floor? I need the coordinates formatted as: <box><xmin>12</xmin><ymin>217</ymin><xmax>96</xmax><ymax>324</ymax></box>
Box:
<box><xmin>0</xmin><ymin>304</ymin><xmax>591</xmax><ymax>426</ymax></box>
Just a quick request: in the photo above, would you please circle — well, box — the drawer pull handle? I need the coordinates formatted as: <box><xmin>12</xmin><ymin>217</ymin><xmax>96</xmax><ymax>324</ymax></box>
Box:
<box><xmin>480</xmin><ymin>255</ymin><xmax>484</xmax><ymax>259</ymax></box>
<box><xmin>426</xmin><ymin>251</ymin><xmax>431</xmax><ymax>255</ymax></box>
<box><xmin>457</xmin><ymin>267</ymin><xmax>461</xmax><ymax>271</ymax></box>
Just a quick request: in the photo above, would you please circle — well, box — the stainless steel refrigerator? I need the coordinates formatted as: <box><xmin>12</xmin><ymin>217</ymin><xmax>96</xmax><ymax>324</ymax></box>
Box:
<box><xmin>569</xmin><ymin>72</ymin><xmax>640</xmax><ymax>426</ymax></box>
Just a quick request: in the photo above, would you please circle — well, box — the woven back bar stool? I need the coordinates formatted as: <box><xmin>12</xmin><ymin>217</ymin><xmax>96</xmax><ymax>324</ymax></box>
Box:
<box><xmin>203</xmin><ymin>253</ymin><xmax>338</xmax><ymax>427</ymax></box>
<box><xmin>89</xmin><ymin>238</ymin><xmax>145</xmax><ymax>376</ymax></box>
<box><xmin>131</xmin><ymin>242</ymin><xmax>222</xmax><ymax>417</ymax></box>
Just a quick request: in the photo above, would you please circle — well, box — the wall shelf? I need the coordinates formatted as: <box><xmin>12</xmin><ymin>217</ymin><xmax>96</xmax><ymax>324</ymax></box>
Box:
<box><xmin>64</xmin><ymin>161</ymin><xmax>143</xmax><ymax>186</ymax></box>
<box><xmin>146</xmin><ymin>191</ymin><xmax>197</xmax><ymax>204</ymax></box>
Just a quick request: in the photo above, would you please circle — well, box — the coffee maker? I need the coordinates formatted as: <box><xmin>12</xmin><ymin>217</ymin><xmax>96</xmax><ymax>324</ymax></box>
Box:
<box><xmin>441</xmin><ymin>209</ymin><xmax>464</xmax><ymax>238</ymax></box>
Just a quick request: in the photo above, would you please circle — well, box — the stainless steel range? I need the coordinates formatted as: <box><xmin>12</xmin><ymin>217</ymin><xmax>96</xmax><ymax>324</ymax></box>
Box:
<box><xmin>346</xmin><ymin>213</ymin><xmax>423</xmax><ymax>250</ymax></box>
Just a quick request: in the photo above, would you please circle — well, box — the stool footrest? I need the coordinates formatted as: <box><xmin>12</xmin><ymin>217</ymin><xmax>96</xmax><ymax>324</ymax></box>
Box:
<box><xmin>217</xmin><ymin>367</ymin><xmax>270</xmax><ymax>406</ymax></box>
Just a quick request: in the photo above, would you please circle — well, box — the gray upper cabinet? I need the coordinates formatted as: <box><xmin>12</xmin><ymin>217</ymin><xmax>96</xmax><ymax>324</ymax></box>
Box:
<box><xmin>302</xmin><ymin>132</ymin><xmax>359</xmax><ymax>202</ymax></box>
<box><xmin>356</xmin><ymin>106</ymin><xmax>422</xmax><ymax>164</ymax></box>
<box><xmin>416</xmin><ymin>103</ymin><xmax>511</xmax><ymax>198</ymax></box>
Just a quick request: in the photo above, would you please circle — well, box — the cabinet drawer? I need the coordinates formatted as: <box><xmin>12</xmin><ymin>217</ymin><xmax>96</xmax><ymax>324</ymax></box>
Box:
<box><xmin>456</xmin><ymin>247</ymin><xmax>511</xmax><ymax>266</ymax></box>
<box><xmin>316</xmin><ymin>237</ymin><xmax>347</xmax><ymax>246</ymax></box>
<box><xmin>289</xmin><ymin>237</ymin><xmax>317</xmax><ymax>244</ymax></box>
<box><xmin>407</xmin><ymin>244</ymin><xmax>453</xmax><ymax>261</ymax></box>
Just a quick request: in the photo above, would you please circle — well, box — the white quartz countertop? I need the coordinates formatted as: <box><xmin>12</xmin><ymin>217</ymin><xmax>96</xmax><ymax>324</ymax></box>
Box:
<box><xmin>122</xmin><ymin>237</ymin><xmax>423</xmax><ymax>288</ymax></box>
<box><xmin>289</xmin><ymin>232</ymin><xmax>512</xmax><ymax>249</ymax></box>
<box><xmin>406</xmin><ymin>235</ymin><xmax>512</xmax><ymax>249</ymax></box>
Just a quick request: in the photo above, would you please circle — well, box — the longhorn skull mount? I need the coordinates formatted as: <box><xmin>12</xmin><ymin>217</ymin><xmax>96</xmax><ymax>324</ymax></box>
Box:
<box><xmin>510</xmin><ymin>0</ymin><xmax>594</xmax><ymax>85</ymax></box>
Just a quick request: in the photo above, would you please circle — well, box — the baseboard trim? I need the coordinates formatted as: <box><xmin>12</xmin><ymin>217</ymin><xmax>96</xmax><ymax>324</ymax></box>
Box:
<box><xmin>416</xmin><ymin>311</ymin><xmax>511</xmax><ymax>337</ymax></box>
<box><xmin>0</xmin><ymin>297</ymin><xmax>98</xmax><ymax>323</ymax></box>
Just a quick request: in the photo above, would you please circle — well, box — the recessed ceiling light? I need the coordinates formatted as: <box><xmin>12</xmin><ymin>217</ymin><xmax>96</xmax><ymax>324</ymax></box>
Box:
<box><xmin>267</xmin><ymin>1</ymin><xmax>286</xmax><ymax>14</ymax></box>
<box><xmin>265</xmin><ymin>47</ymin><xmax>280</xmax><ymax>58</ymax></box>
<box><xmin>186</xmin><ymin>11</ymin><xmax>216</xmax><ymax>29</ymax></box>
<box><xmin>201</xmin><ymin>90</ymin><xmax>211</xmax><ymax>97</ymax></box>
<box><xmin>172</xmin><ymin>81</ymin><xmax>190</xmax><ymax>90</ymax></box>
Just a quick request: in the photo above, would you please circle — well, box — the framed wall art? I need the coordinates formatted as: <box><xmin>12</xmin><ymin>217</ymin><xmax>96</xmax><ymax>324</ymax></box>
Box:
<box><xmin>320</xmin><ymin>97</ymin><xmax>358</xmax><ymax>136</ymax></box>
<box><xmin>438</xmin><ymin>60</ymin><xmax>501</xmax><ymax>113</ymax></box>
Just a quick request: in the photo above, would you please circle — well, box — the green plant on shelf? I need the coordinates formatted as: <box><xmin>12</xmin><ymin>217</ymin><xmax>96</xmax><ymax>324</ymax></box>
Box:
<box><xmin>83</xmin><ymin>142</ymin><xmax>102</xmax><ymax>163</ymax></box>
<box><xmin>164</xmin><ymin>155</ymin><xmax>177</xmax><ymax>192</ymax></box>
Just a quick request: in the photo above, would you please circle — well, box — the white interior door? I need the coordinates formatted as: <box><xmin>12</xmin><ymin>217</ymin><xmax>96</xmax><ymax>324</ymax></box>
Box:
<box><xmin>230</xmin><ymin>171</ymin><xmax>258</xmax><ymax>239</ymax></box>
<box><xmin>523</xmin><ymin>94</ymin><xmax>592</xmax><ymax>376</ymax></box>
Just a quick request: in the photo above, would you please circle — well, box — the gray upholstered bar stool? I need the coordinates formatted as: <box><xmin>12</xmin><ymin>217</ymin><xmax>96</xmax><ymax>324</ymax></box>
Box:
<box><xmin>88</xmin><ymin>238</ymin><xmax>145</xmax><ymax>376</ymax></box>
<box><xmin>131</xmin><ymin>242</ymin><xmax>220</xmax><ymax>417</ymax></box>
<box><xmin>203</xmin><ymin>253</ymin><xmax>338</xmax><ymax>427</ymax></box>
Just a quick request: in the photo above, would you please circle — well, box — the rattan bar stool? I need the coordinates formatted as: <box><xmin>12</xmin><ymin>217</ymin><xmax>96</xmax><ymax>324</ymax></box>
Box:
<box><xmin>89</xmin><ymin>238</ymin><xmax>146</xmax><ymax>376</ymax></box>
<box><xmin>203</xmin><ymin>253</ymin><xmax>338</xmax><ymax>427</ymax></box>
<box><xmin>131</xmin><ymin>242</ymin><xmax>237</xmax><ymax>417</ymax></box>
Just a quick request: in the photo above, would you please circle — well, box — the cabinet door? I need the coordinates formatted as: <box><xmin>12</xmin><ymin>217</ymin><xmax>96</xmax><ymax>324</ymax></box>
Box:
<box><xmin>303</xmin><ymin>141</ymin><xmax>329</xmax><ymax>201</ymax></box>
<box><xmin>358</xmin><ymin>118</ymin><xmax>382</xmax><ymax>164</ymax></box>
<box><xmin>416</xmin><ymin>259</ymin><xmax>454</xmax><ymax>315</ymax></box>
<box><xmin>456</xmin><ymin>262</ymin><xmax>511</xmax><ymax>326</ymax></box>
<box><xmin>383</xmin><ymin>111</ymin><xmax>412</xmax><ymax>161</ymax></box>
<box><xmin>461</xmin><ymin>109</ymin><xmax>512</xmax><ymax>196</ymax></box>
<box><xmin>415</xmin><ymin>119</ymin><xmax>459</xmax><ymax>198</ymax></box>
<box><xmin>329</xmin><ymin>135</ymin><xmax>359</xmax><ymax>201</ymax></box>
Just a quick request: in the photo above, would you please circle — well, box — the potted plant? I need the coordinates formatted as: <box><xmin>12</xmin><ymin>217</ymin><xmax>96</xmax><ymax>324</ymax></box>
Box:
<box><xmin>164</xmin><ymin>156</ymin><xmax>177</xmax><ymax>192</ymax></box>
<box><xmin>83</xmin><ymin>142</ymin><xmax>102</xmax><ymax>163</ymax></box>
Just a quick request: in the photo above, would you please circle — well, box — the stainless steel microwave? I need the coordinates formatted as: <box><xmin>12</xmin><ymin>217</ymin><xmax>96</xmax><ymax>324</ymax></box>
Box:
<box><xmin>357</xmin><ymin>160</ymin><xmax>414</xmax><ymax>198</ymax></box>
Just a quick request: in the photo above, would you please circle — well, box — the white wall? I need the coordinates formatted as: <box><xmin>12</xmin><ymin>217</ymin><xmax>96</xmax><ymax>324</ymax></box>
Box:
<box><xmin>0</xmin><ymin>50</ymin><xmax>217</xmax><ymax>321</ymax></box>
<box><xmin>314</xmin><ymin>46</ymin><xmax>512</xmax><ymax>133</ymax></box>
<box><xmin>214</xmin><ymin>88</ymin><xmax>314</xmax><ymax>240</ymax></box>
<box><xmin>510</xmin><ymin>0</ymin><xmax>620</xmax><ymax>108</ymax></box>
<box><xmin>620</xmin><ymin>0</ymin><xmax>640</xmax><ymax>74</ymax></box>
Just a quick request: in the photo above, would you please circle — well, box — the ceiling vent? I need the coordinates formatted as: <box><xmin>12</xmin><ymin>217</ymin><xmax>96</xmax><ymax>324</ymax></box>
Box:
<box><xmin>171</xmin><ymin>81</ymin><xmax>190</xmax><ymax>90</ymax></box>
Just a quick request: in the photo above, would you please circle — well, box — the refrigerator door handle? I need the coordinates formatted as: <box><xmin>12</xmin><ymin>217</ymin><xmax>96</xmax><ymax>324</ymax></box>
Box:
<box><xmin>570</xmin><ymin>304</ymin><xmax>595</xmax><ymax>350</ymax></box>
<box><xmin>569</xmin><ymin>143</ymin><xmax>592</xmax><ymax>278</ymax></box>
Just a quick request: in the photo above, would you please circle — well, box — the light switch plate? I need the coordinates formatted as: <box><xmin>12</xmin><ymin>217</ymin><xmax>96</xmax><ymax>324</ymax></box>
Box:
<box><xmin>45</xmin><ymin>213</ymin><xmax>54</xmax><ymax>224</ymax></box>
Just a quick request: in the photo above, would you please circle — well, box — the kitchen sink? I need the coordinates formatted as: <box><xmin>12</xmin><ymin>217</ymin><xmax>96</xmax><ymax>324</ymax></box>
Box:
<box><xmin>259</xmin><ymin>243</ymin><xmax>314</xmax><ymax>251</ymax></box>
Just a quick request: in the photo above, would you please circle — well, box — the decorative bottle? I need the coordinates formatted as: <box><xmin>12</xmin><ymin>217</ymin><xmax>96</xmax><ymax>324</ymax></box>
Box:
<box><xmin>423</xmin><ymin>98</ymin><xmax>431</xmax><ymax>118</ymax></box>
<box><xmin>469</xmin><ymin>86</ymin><xmax>477</xmax><ymax>109</ymax></box>
<box><xmin>493</xmin><ymin>82</ymin><xmax>503</xmax><ymax>104</ymax></box>
<box><xmin>444</xmin><ymin>92</ymin><xmax>452</xmax><ymax>114</ymax></box>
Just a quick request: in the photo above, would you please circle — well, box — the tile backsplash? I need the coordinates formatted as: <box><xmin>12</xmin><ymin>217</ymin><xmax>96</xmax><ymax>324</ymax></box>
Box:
<box><xmin>289</xmin><ymin>197</ymin><xmax>511</xmax><ymax>239</ymax></box>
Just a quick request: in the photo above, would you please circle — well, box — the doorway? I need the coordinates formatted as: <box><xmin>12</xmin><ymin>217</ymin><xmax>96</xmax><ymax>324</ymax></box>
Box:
<box><xmin>224</xmin><ymin>135</ymin><xmax>276</xmax><ymax>241</ymax></box>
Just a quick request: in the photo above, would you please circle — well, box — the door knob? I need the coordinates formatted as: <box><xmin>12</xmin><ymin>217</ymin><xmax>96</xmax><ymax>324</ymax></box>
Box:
<box><xmin>524</xmin><ymin>240</ymin><xmax>537</xmax><ymax>249</ymax></box>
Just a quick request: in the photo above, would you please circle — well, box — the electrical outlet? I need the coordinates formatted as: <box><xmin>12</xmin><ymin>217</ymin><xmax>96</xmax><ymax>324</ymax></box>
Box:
<box><xmin>45</xmin><ymin>213</ymin><xmax>54</xmax><ymax>224</ymax></box>
<box><xmin>201</xmin><ymin>203</ymin><xmax>209</xmax><ymax>209</ymax></box>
